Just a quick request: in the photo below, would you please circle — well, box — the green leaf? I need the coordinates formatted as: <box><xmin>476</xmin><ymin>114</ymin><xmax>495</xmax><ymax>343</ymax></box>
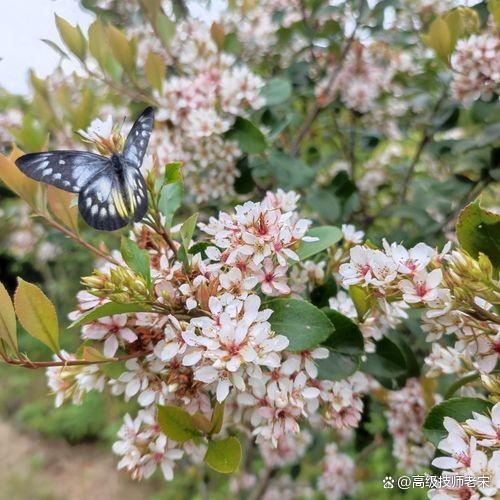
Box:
<box><xmin>107</xmin><ymin>26</ymin><xmax>135</xmax><ymax>75</ymax></box>
<box><xmin>456</xmin><ymin>200</ymin><xmax>500</xmax><ymax>268</ymax></box>
<box><xmin>225</xmin><ymin>117</ymin><xmax>267</xmax><ymax>154</ymax></box>
<box><xmin>489</xmin><ymin>0</ymin><xmax>500</xmax><ymax>28</ymax></box>
<box><xmin>14</xmin><ymin>278</ymin><xmax>59</xmax><ymax>353</ymax></box>
<box><xmin>322</xmin><ymin>309</ymin><xmax>364</xmax><ymax>355</ymax></box>
<box><xmin>158</xmin><ymin>182</ymin><xmax>184</xmax><ymax>228</ymax></box>
<box><xmin>164</xmin><ymin>162</ymin><xmax>183</xmax><ymax>183</ymax></box>
<box><xmin>69</xmin><ymin>302</ymin><xmax>150</xmax><ymax>328</ymax></box>
<box><xmin>261</xmin><ymin>78</ymin><xmax>292</xmax><ymax>106</ymax></box>
<box><xmin>267</xmin><ymin>151</ymin><xmax>314</xmax><ymax>189</ymax></box>
<box><xmin>316</xmin><ymin>350</ymin><xmax>360</xmax><ymax>381</ymax></box>
<box><xmin>0</xmin><ymin>282</ymin><xmax>18</xmax><ymax>354</ymax></box>
<box><xmin>267</xmin><ymin>298</ymin><xmax>334</xmax><ymax>351</ymax></box>
<box><xmin>55</xmin><ymin>14</ymin><xmax>87</xmax><ymax>61</ymax></box>
<box><xmin>41</xmin><ymin>39</ymin><xmax>69</xmax><ymax>59</ymax></box>
<box><xmin>362</xmin><ymin>337</ymin><xmax>407</xmax><ymax>380</ymax></box>
<box><xmin>295</xmin><ymin>226</ymin><xmax>342</xmax><ymax>260</ymax></box>
<box><xmin>423</xmin><ymin>397</ymin><xmax>492</xmax><ymax>445</ymax></box>
<box><xmin>155</xmin><ymin>12</ymin><xmax>175</xmax><ymax>46</ymax></box>
<box><xmin>422</xmin><ymin>16</ymin><xmax>453</xmax><ymax>63</ymax></box>
<box><xmin>188</xmin><ymin>242</ymin><xmax>214</xmax><ymax>258</ymax></box>
<box><xmin>210</xmin><ymin>401</ymin><xmax>225</xmax><ymax>435</ymax></box>
<box><xmin>178</xmin><ymin>213</ymin><xmax>199</xmax><ymax>271</ymax></box>
<box><xmin>120</xmin><ymin>238</ymin><xmax>151</xmax><ymax>286</ymax></box>
<box><xmin>349</xmin><ymin>285</ymin><xmax>370</xmax><ymax>320</ymax></box>
<box><xmin>180</xmin><ymin>213</ymin><xmax>198</xmax><ymax>251</ymax></box>
<box><xmin>204</xmin><ymin>437</ymin><xmax>242</xmax><ymax>473</ymax></box>
<box><xmin>157</xmin><ymin>404</ymin><xmax>201</xmax><ymax>443</ymax></box>
<box><xmin>144</xmin><ymin>51</ymin><xmax>165</xmax><ymax>92</ymax></box>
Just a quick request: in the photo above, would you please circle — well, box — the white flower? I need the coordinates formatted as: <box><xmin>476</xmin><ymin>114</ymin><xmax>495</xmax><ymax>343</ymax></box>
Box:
<box><xmin>82</xmin><ymin>314</ymin><xmax>137</xmax><ymax>358</ymax></box>
<box><xmin>465</xmin><ymin>403</ymin><xmax>500</xmax><ymax>448</ymax></box>
<box><xmin>78</xmin><ymin>115</ymin><xmax>113</xmax><ymax>142</ymax></box>
<box><xmin>399</xmin><ymin>269</ymin><xmax>443</xmax><ymax>304</ymax></box>
<box><xmin>341</xmin><ymin>224</ymin><xmax>364</xmax><ymax>244</ymax></box>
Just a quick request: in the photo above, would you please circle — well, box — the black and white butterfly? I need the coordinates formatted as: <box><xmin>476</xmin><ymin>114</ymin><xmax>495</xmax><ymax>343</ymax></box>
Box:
<box><xmin>15</xmin><ymin>107</ymin><xmax>154</xmax><ymax>231</ymax></box>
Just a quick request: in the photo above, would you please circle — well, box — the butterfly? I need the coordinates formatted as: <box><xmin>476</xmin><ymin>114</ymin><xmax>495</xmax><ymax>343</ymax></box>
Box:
<box><xmin>15</xmin><ymin>107</ymin><xmax>154</xmax><ymax>231</ymax></box>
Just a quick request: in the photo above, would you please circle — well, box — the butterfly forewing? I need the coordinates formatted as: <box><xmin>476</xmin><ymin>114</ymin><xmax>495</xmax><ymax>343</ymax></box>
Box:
<box><xmin>16</xmin><ymin>151</ymin><xmax>110</xmax><ymax>193</ymax></box>
<box><xmin>123</xmin><ymin>107</ymin><xmax>154</xmax><ymax>168</ymax></box>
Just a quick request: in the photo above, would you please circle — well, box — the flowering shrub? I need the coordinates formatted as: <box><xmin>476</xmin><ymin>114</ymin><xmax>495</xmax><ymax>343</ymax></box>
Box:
<box><xmin>0</xmin><ymin>0</ymin><xmax>499</xmax><ymax>498</ymax></box>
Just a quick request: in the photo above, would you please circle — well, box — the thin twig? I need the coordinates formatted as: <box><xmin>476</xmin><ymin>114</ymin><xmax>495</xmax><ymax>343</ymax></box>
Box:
<box><xmin>34</xmin><ymin>210</ymin><xmax>120</xmax><ymax>266</ymax></box>
<box><xmin>288</xmin><ymin>17</ymin><xmax>361</xmax><ymax>156</ymax></box>
<box><xmin>249</xmin><ymin>467</ymin><xmax>278</xmax><ymax>500</ymax></box>
<box><xmin>2</xmin><ymin>351</ymin><xmax>145</xmax><ymax>370</ymax></box>
<box><xmin>398</xmin><ymin>89</ymin><xmax>448</xmax><ymax>203</ymax></box>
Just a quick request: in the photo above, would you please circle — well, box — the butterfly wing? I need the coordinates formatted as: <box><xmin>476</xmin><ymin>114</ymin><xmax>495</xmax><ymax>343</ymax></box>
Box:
<box><xmin>78</xmin><ymin>171</ymin><xmax>132</xmax><ymax>231</ymax></box>
<box><xmin>123</xmin><ymin>107</ymin><xmax>154</xmax><ymax>169</ymax></box>
<box><xmin>122</xmin><ymin>164</ymin><xmax>149</xmax><ymax>223</ymax></box>
<box><xmin>15</xmin><ymin>151</ymin><xmax>111</xmax><ymax>193</ymax></box>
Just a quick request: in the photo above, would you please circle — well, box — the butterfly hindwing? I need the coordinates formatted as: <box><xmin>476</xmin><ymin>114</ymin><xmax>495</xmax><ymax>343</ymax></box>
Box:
<box><xmin>78</xmin><ymin>172</ymin><xmax>130</xmax><ymax>231</ymax></box>
<box><xmin>123</xmin><ymin>107</ymin><xmax>154</xmax><ymax>168</ymax></box>
<box><xmin>15</xmin><ymin>151</ymin><xmax>110</xmax><ymax>193</ymax></box>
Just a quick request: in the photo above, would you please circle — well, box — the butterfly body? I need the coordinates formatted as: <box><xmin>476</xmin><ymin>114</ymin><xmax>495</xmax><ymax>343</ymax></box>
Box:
<box><xmin>15</xmin><ymin>107</ymin><xmax>154</xmax><ymax>232</ymax></box>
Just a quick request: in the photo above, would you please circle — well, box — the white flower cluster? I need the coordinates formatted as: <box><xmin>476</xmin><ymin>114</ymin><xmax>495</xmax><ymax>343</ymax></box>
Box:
<box><xmin>317</xmin><ymin>42</ymin><xmax>413</xmax><ymax>114</ymax></box>
<box><xmin>46</xmin><ymin>191</ymin><xmax>370</xmax><ymax>482</ymax></box>
<box><xmin>451</xmin><ymin>33</ymin><xmax>500</xmax><ymax>104</ymax></box>
<box><xmin>429</xmin><ymin>403</ymin><xmax>500</xmax><ymax>499</ymax></box>
<box><xmin>142</xmin><ymin>19</ymin><xmax>265</xmax><ymax>203</ymax></box>
<box><xmin>338</xmin><ymin>239</ymin><xmax>499</xmax><ymax>375</ymax></box>
<box><xmin>317</xmin><ymin>443</ymin><xmax>357</xmax><ymax>499</ymax></box>
<box><xmin>385</xmin><ymin>378</ymin><xmax>436</xmax><ymax>472</ymax></box>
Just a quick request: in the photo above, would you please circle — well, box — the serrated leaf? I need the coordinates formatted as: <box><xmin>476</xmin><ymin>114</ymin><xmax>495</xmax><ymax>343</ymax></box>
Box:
<box><xmin>158</xmin><ymin>182</ymin><xmax>183</xmax><ymax>228</ymax></box>
<box><xmin>157</xmin><ymin>404</ymin><xmax>201</xmax><ymax>443</ymax></box>
<box><xmin>55</xmin><ymin>14</ymin><xmax>87</xmax><ymax>61</ymax></box>
<box><xmin>267</xmin><ymin>298</ymin><xmax>333</xmax><ymax>351</ymax></box>
<box><xmin>108</xmin><ymin>26</ymin><xmax>135</xmax><ymax>75</ymax></box>
<box><xmin>81</xmin><ymin>345</ymin><xmax>109</xmax><ymax>362</ymax></box>
<box><xmin>295</xmin><ymin>226</ymin><xmax>342</xmax><ymax>260</ymax></box>
<box><xmin>180</xmin><ymin>213</ymin><xmax>198</xmax><ymax>251</ymax></box>
<box><xmin>14</xmin><ymin>278</ymin><xmax>59</xmax><ymax>353</ymax></box>
<box><xmin>69</xmin><ymin>302</ymin><xmax>150</xmax><ymax>328</ymax></box>
<box><xmin>456</xmin><ymin>200</ymin><xmax>500</xmax><ymax>268</ymax></box>
<box><xmin>120</xmin><ymin>238</ymin><xmax>151</xmax><ymax>286</ymax></box>
<box><xmin>155</xmin><ymin>13</ymin><xmax>175</xmax><ymax>46</ymax></box>
<box><xmin>0</xmin><ymin>282</ymin><xmax>17</xmax><ymax>354</ymax></box>
<box><xmin>225</xmin><ymin>117</ymin><xmax>267</xmax><ymax>154</ymax></box>
<box><xmin>210</xmin><ymin>401</ymin><xmax>225</xmax><ymax>435</ymax></box>
<box><xmin>41</xmin><ymin>39</ymin><xmax>69</xmax><ymax>59</ymax></box>
<box><xmin>144</xmin><ymin>51</ymin><xmax>165</xmax><ymax>92</ymax></box>
<box><xmin>204</xmin><ymin>437</ymin><xmax>241</xmax><ymax>473</ymax></box>
<box><xmin>349</xmin><ymin>285</ymin><xmax>371</xmax><ymax>320</ymax></box>
<box><xmin>47</xmin><ymin>186</ymin><xmax>79</xmax><ymax>234</ymax></box>
<box><xmin>423</xmin><ymin>397</ymin><xmax>492</xmax><ymax>445</ymax></box>
<box><xmin>210</xmin><ymin>21</ymin><xmax>225</xmax><ymax>48</ymax></box>
<box><xmin>164</xmin><ymin>162</ymin><xmax>183</xmax><ymax>183</ymax></box>
<box><xmin>422</xmin><ymin>17</ymin><xmax>453</xmax><ymax>64</ymax></box>
<box><xmin>0</xmin><ymin>152</ymin><xmax>39</xmax><ymax>206</ymax></box>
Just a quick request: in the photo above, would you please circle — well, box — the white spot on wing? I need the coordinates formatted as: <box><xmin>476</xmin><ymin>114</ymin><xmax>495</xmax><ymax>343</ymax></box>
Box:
<box><xmin>59</xmin><ymin>159</ymin><xmax>66</xmax><ymax>165</ymax></box>
<box><xmin>42</xmin><ymin>168</ymin><xmax>53</xmax><ymax>176</ymax></box>
<box><xmin>91</xmin><ymin>205</ymin><xmax>98</xmax><ymax>216</ymax></box>
<box><xmin>53</xmin><ymin>173</ymin><xmax>62</xmax><ymax>180</ymax></box>
<box><xmin>86</xmin><ymin>197</ymin><xmax>92</xmax><ymax>208</ymax></box>
<box><xmin>100</xmin><ymin>207</ymin><xmax>107</xmax><ymax>218</ymax></box>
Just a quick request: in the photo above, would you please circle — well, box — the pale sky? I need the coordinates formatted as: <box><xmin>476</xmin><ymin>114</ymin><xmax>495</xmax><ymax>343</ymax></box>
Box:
<box><xmin>0</xmin><ymin>0</ymin><xmax>94</xmax><ymax>95</ymax></box>
<box><xmin>0</xmin><ymin>0</ymin><xmax>222</xmax><ymax>96</ymax></box>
